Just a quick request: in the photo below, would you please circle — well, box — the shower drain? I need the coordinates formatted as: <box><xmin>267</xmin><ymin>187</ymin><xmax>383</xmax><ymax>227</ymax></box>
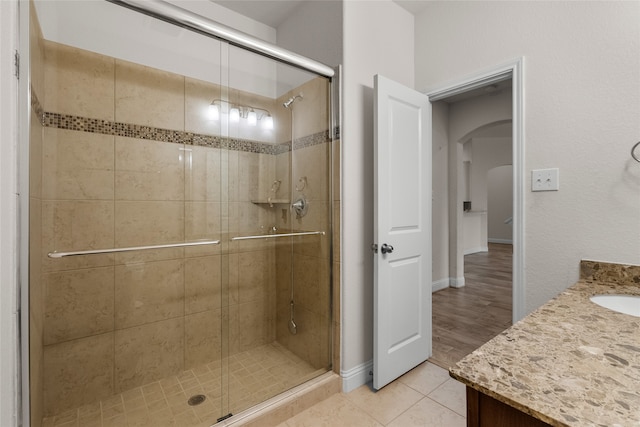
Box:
<box><xmin>187</xmin><ymin>394</ymin><xmax>206</xmax><ymax>406</ymax></box>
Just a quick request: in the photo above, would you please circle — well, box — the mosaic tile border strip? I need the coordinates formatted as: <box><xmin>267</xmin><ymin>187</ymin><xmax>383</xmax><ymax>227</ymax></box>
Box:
<box><xmin>32</xmin><ymin>89</ymin><xmax>332</xmax><ymax>155</ymax></box>
<box><xmin>42</xmin><ymin>111</ymin><xmax>296</xmax><ymax>155</ymax></box>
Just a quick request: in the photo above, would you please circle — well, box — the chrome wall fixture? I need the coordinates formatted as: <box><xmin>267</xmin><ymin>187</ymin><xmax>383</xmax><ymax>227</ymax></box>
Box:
<box><xmin>208</xmin><ymin>99</ymin><xmax>274</xmax><ymax>129</ymax></box>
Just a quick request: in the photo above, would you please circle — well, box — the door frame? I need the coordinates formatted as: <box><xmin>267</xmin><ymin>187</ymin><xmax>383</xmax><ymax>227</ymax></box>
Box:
<box><xmin>423</xmin><ymin>57</ymin><xmax>525</xmax><ymax>323</ymax></box>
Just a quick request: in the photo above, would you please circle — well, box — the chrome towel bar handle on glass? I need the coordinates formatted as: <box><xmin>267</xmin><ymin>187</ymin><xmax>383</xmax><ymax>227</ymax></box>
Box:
<box><xmin>230</xmin><ymin>231</ymin><xmax>325</xmax><ymax>242</ymax></box>
<box><xmin>48</xmin><ymin>231</ymin><xmax>325</xmax><ymax>258</ymax></box>
<box><xmin>47</xmin><ymin>240</ymin><xmax>221</xmax><ymax>258</ymax></box>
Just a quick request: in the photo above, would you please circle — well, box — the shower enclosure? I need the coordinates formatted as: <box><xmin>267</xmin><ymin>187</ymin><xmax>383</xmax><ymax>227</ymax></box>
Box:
<box><xmin>27</xmin><ymin>1</ymin><xmax>335</xmax><ymax>426</ymax></box>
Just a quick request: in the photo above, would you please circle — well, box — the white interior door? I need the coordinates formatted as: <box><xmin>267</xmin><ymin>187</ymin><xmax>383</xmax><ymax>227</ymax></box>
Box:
<box><xmin>373</xmin><ymin>74</ymin><xmax>432</xmax><ymax>390</ymax></box>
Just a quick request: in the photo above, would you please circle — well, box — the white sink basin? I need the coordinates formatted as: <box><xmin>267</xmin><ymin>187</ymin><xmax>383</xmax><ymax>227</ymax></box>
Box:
<box><xmin>590</xmin><ymin>294</ymin><xmax>640</xmax><ymax>318</ymax></box>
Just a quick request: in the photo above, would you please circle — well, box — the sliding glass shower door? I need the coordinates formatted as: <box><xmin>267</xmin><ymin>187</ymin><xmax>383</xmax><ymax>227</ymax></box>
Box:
<box><xmin>29</xmin><ymin>2</ymin><xmax>333</xmax><ymax>426</ymax></box>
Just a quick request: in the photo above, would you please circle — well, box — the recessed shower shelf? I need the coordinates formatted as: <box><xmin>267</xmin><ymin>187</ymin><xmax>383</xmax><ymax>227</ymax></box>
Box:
<box><xmin>251</xmin><ymin>199</ymin><xmax>290</xmax><ymax>205</ymax></box>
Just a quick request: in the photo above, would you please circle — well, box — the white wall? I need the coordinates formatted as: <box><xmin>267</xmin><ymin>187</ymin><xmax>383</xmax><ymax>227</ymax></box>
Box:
<box><xmin>34</xmin><ymin>0</ymin><xmax>279</xmax><ymax>98</ymax></box>
<box><xmin>276</xmin><ymin>0</ymin><xmax>342</xmax><ymax>94</ymax></box>
<box><xmin>416</xmin><ymin>1</ymin><xmax>640</xmax><ymax>313</ymax></box>
<box><xmin>432</xmin><ymin>101</ymin><xmax>450</xmax><ymax>285</ymax></box>
<box><xmin>276</xmin><ymin>0</ymin><xmax>342</xmax><ymax>67</ymax></box>
<box><xmin>0</xmin><ymin>0</ymin><xmax>19</xmax><ymax>425</ymax></box>
<box><xmin>432</xmin><ymin>91</ymin><xmax>512</xmax><ymax>284</ymax></box>
<box><xmin>341</xmin><ymin>0</ymin><xmax>414</xmax><ymax>390</ymax></box>
<box><xmin>469</xmin><ymin>137</ymin><xmax>512</xmax><ymax>212</ymax></box>
<box><xmin>488</xmin><ymin>165</ymin><xmax>513</xmax><ymax>243</ymax></box>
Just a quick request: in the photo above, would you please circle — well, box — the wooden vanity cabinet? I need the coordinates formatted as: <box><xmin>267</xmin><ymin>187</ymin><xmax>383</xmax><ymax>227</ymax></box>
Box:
<box><xmin>466</xmin><ymin>387</ymin><xmax>553</xmax><ymax>427</ymax></box>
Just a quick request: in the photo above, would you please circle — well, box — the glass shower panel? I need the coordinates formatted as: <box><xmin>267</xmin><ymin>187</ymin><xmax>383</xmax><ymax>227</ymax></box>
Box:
<box><xmin>31</xmin><ymin>2</ymin><xmax>226</xmax><ymax>425</ymax></box>
<box><xmin>30</xmin><ymin>2</ymin><xmax>333</xmax><ymax>426</ymax></box>
<box><xmin>225</xmin><ymin>45</ymin><xmax>333</xmax><ymax>416</ymax></box>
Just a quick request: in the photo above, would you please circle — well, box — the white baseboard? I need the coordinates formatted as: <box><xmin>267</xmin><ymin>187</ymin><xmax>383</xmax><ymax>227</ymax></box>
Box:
<box><xmin>341</xmin><ymin>360</ymin><xmax>373</xmax><ymax>393</ymax></box>
<box><xmin>450</xmin><ymin>276</ymin><xmax>465</xmax><ymax>288</ymax></box>
<box><xmin>488</xmin><ymin>238</ymin><xmax>513</xmax><ymax>245</ymax></box>
<box><xmin>432</xmin><ymin>278</ymin><xmax>449</xmax><ymax>293</ymax></box>
<box><xmin>464</xmin><ymin>246</ymin><xmax>488</xmax><ymax>255</ymax></box>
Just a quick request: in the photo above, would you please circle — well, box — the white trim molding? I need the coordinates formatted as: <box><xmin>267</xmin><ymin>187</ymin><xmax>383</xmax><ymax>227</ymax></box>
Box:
<box><xmin>340</xmin><ymin>360</ymin><xmax>373</xmax><ymax>393</ymax></box>
<box><xmin>464</xmin><ymin>247</ymin><xmax>489</xmax><ymax>256</ymax></box>
<box><xmin>488</xmin><ymin>238</ymin><xmax>513</xmax><ymax>245</ymax></box>
<box><xmin>432</xmin><ymin>278</ymin><xmax>449</xmax><ymax>293</ymax></box>
<box><xmin>450</xmin><ymin>276</ymin><xmax>466</xmax><ymax>288</ymax></box>
<box><xmin>424</xmin><ymin>57</ymin><xmax>526</xmax><ymax>323</ymax></box>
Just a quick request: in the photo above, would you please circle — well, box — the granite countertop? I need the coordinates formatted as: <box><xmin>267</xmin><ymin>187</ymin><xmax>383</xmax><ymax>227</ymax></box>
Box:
<box><xmin>449</xmin><ymin>261</ymin><xmax>640</xmax><ymax>427</ymax></box>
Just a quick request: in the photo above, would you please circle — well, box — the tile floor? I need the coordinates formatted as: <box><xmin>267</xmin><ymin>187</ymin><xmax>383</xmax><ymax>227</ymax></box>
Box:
<box><xmin>277</xmin><ymin>361</ymin><xmax>466</xmax><ymax>427</ymax></box>
<box><xmin>42</xmin><ymin>342</ymin><xmax>321</xmax><ymax>427</ymax></box>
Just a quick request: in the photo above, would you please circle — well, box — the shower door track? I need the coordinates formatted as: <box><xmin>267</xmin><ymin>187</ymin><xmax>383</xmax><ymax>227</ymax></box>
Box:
<box><xmin>47</xmin><ymin>239</ymin><xmax>221</xmax><ymax>258</ymax></box>
<box><xmin>107</xmin><ymin>0</ymin><xmax>335</xmax><ymax>78</ymax></box>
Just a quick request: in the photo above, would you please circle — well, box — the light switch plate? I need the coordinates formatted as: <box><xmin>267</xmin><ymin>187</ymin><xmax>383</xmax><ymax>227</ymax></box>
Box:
<box><xmin>531</xmin><ymin>168</ymin><xmax>559</xmax><ymax>191</ymax></box>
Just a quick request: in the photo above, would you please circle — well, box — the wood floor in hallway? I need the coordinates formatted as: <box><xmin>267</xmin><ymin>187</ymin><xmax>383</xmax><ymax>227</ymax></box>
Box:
<box><xmin>430</xmin><ymin>243</ymin><xmax>513</xmax><ymax>369</ymax></box>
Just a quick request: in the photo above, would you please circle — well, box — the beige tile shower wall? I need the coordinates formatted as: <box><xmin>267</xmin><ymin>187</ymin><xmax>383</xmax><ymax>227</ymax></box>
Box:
<box><xmin>40</xmin><ymin>41</ymin><xmax>280</xmax><ymax>416</ymax></box>
<box><xmin>29</xmin><ymin>4</ymin><xmax>46</xmax><ymax>426</ymax></box>
<box><xmin>274</xmin><ymin>76</ymin><xmax>334</xmax><ymax>370</ymax></box>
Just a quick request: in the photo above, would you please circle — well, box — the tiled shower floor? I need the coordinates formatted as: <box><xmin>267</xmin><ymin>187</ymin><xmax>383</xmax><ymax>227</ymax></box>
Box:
<box><xmin>42</xmin><ymin>342</ymin><xmax>321</xmax><ymax>427</ymax></box>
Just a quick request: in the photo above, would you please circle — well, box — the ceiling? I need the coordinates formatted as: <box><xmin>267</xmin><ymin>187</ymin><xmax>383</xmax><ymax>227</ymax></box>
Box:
<box><xmin>211</xmin><ymin>0</ymin><xmax>431</xmax><ymax>29</ymax></box>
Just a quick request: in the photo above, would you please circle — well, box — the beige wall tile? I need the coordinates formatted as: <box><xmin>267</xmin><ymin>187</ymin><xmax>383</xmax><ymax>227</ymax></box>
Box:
<box><xmin>30</xmin><ymin>310</ymin><xmax>44</xmax><ymax>427</ymax></box>
<box><xmin>185</xmin><ymin>146</ymin><xmax>222</xmax><ymax>202</ymax></box>
<box><xmin>238</xmin><ymin>250</ymin><xmax>272</xmax><ymax>304</ymax></box>
<box><xmin>114</xmin><ymin>318</ymin><xmax>184</xmax><ymax>393</ymax></box>
<box><xmin>115</xmin><ymin>201</ymin><xmax>184</xmax><ymax>247</ymax></box>
<box><xmin>275</xmin><ymin>151</ymin><xmax>292</xmax><ymax>197</ymax></box>
<box><xmin>115</xmin><ymin>60</ymin><xmax>184</xmax><ymax>130</ymax></box>
<box><xmin>238</xmin><ymin>151</ymin><xmax>260</xmax><ymax>201</ymax></box>
<box><xmin>293</xmin><ymin>254</ymin><xmax>329</xmax><ymax>316</ymax></box>
<box><xmin>29</xmin><ymin>197</ymin><xmax>44</xmax><ymax>427</ymax></box>
<box><xmin>233</xmin><ymin>299</ymin><xmax>270</xmax><ymax>353</ymax></box>
<box><xmin>30</xmin><ymin>114</ymin><xmax>43</xmax><ymax>200</ymax></box>
<box><xmin>115</xmin><ymin>137</ymin><xmax>184</xmax><ymax>201</ymax></box>
<box><xmin>258</xmin><ymin>153</ymin><xmax>278</xmax><ymax>198</ymax></box>
<box><xmin>185</xmin><ymin>202</ymin><xmax>221</xmax><ymax>242</ymax></box>
<box><xmin>42</xmin><ymin>200</ymin><xmax>115</xmax><ymax>272</ymax></box>
<box><xmin>297</xmin><ymin>77</ymin><xmax>330</xmax><ymax>138</ymax></box>
<box><xmin>114</xmin><ymin>247</ymin><xmax>184</xmax><ymax>266</ymax></box>
<box><xmin>292</xmin><ymin>143</ymin><xmax>329</xmax><ymax>202</ymax></box>
<box><xmin>115</xmin><ymin>259</ymin><xmax>184</xmax><ymax>329</ymax></box>
<box><xmin>224</xmin><ymin>150</ymin><xmax>238</xmax><ymax>203</ymax></box>
<box><xmin>44</xmin><ymin>333</ymin><xmax>114</xmax><ymax>416</ymax></box>
<box><xmin>184</xmin><ymin>309</ymin><xmax>223</xmax><ymax>368</ymax></box>
<box><xmin>287</xmin><ymin>307</ymin><xmax>322</xmax><ymax>368</ymax></box>
<box><xmin>44</xmin><ymin>41</ymin><xmax>115</xmax><ymax>121</ymax></box>
<box><xmin>185</xmin><ymin>255</ymin><xmax>222</xmax><ymax>314</ymax></box>
<box><xmin>30</xmin><ymin>11</ymin><xmax>45</xmax><ymax>422</ymax></box>
<box><xmin>227</xmin><ymin>253</ymin><xmax>239</xmax><ymax>306</ymax></box>
<box><xmin>44</xmin><ymin>266</ymin><xmax>115</xmax><ymax>345</ymax></box>
<box><xmin>43</xmin><ymin>128</ymin><xmax>115</xmax><ymax>200</ymax></box>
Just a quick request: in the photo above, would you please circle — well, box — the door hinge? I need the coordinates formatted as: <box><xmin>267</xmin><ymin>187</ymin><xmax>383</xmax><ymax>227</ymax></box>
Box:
<box><xmin>14</xmin><ymin>50</ymin><xmax>20</xmax><ymax>79</ymax></box>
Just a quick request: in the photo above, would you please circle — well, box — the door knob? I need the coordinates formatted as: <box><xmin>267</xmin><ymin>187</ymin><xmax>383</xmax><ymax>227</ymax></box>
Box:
<box><xmin>381</xmin><ymin>243</ymin><xmax>394</xmax><ymax>254</ymax></box>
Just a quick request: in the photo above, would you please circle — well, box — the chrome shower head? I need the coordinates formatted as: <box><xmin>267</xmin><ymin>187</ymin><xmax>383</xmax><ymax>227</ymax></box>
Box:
<box><xmin>283</xmin><ymin>93</ymin><xmax>303</xmax><ymax>108</ymax></box>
